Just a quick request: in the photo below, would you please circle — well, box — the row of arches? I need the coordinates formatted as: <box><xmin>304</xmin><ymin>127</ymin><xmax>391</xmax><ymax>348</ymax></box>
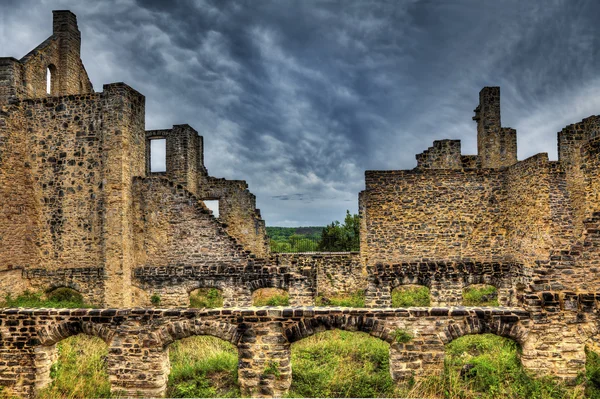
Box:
<box><xmin>32</xmin><ymin>323</ymin><xmax>582</xmax><ymax>399</ymax></box>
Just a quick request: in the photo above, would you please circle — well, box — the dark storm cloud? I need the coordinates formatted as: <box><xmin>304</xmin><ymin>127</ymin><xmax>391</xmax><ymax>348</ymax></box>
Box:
<box><xmin>2</xmin><ymin>0</ymin><xmax>600</xmax><ymax>226</ymax></box>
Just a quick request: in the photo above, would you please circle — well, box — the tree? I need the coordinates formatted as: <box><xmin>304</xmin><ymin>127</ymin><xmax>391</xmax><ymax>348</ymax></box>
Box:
<box><xmin>317</xmin><ymin>210</ymin><xmax>360</xmax><ymax>252</ymax></box>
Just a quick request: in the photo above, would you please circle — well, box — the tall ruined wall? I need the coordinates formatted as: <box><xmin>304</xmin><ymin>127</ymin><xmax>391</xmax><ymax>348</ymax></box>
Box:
<box><xmin>198</xmin><ymin>176</ymin><xmax>269</xmax><ymax>258</ymax></box>
<box><xmin>0</xmin><ymin>83</ymin><xmax>145</xmax><ymax>306</ymax></box>
<box><xmin>361</xmin><ymin>169</ymin><xmax>507</xmax><ymax>266</ymax></box>
<box><xmin>132</xmin><ymin>177</ymin><xmax>249</xmax><ymax>270</ymax></box>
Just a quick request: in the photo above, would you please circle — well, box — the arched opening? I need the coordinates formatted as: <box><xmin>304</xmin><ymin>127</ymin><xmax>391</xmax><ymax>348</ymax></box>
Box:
<box><xmin>391</xmin><ymin>285</ymin><xmax>430</xmax><ymax>307</ymax></box>
<box><xmin>442</xmin><ymin>334</ymin><xmax>567</xmax><ymax>398</ymax></box>
<box><xmin>290</xmin><ymin>329</ymin><xmax>393</xmax><ymax>397</ymax></box>
<box><xmin>46</xmin><ymin>65</ymin><xmax>56</xmax><ymax>95</ymax></box>
<box><xmin>36</xmin><ymin>334</ymin><xmax>110</xmax><ymax>399</ymax></box>
<box><xmin>463</xmin><ymin>284</ymin><xmax>498</xmax><ymax>306</ymax></box>
<box><xmin>166</xmin><ymin>336</ymin><xmax>239</xmax><ymax>398</ymax></box>
<box><xmin>45</xmin><ymin>287</ymin><xmax>85</xmax><ymax>307</ymax></box>
<box><xmin>252</xmin><ymin>288</ymin><xmax>289</xmax><ymax>306</ymax></box>
<box><xmin>190</xmin><ymin>288</ymin><xmax>224</xmax><ymax>308</ymax></box>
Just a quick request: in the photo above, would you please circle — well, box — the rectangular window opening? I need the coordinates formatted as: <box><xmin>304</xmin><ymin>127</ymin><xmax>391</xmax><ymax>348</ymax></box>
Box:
<box><xmin>203</xmin><ymin>200</ymin><xmax>220</xmax><ymax>218</ymax></box>
<box><xmin>150</xmin><ymin>139</ymin><xmax>166</xmax><ymax>173</ymax></box>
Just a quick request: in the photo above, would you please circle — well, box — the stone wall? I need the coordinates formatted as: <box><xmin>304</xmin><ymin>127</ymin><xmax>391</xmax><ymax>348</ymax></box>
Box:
<box><xmin>198</xmin><ymin>176</ymin><xmax>269</xmax><ymax>257</ymax></box>
<box><xmin>361</xmin><ymin>168</ymin><xmax>507</xmax><ymax>266</ymax></box>
<box><xmin>0</xmin><ymin>304</ymin><xmax>595</xmax><ymax>398</ymax></box>
<box><xmin>0</xmin><ymin>83</ymin><xmax>145</xmax><ymax>306</ymax></box>
<box><xmin>276</xmin><ymin>252</ymin><xmax>365</xmax><ymax>298</ymax></box>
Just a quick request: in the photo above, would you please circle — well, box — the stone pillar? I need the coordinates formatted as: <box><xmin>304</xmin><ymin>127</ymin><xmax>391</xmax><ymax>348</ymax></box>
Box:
<box><xmin>238</xmin><ymin>322</ymin><xmax>291</xmax><ymax>397</ymax></box>
<box><xmin>224</xmin><ymin>284</ymin><xmax>252</xmax><ymax>307</ymax></box>
<box><xmin>365</xmin><ymin>278</ymin><xmax>391</xmax><ymax>307</ymax></box>
<box><xmin>107</xmin><ymin>333</ymin><xmax>170</xmax><ymax>398</ymax></box>
<box><xmin>288</xmin><ymin>278</ymin><xmax>315</xmax><ymax>306</ymax></box>
<box><xmin>389</xmin><ymin>336</ymin><xmax>444</xmax><ymax>382</ymax></box>
<box><xmin>521</xmin><ymin>321</ymin><xmax>587</xmax><ymax>383</ymax></box>
<box><xmin>430</xmin><ymin>279</ymin><xmax>463</xmax><ymax>306</ymax></box>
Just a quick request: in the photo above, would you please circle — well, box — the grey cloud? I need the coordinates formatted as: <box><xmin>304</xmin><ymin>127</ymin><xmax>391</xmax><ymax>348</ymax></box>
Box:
<box><xmin>2</xmin><ymin>0</ymin><xmax>600</xmax><ymax>225</ymax></box>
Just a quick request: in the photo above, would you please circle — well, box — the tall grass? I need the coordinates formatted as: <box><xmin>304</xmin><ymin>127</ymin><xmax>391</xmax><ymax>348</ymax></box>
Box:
<box><xmin>289</xmin><ymin>330</ymin><xmax>395</xmax><ymax>398</ymax></box>
<box><xmin>37</xmin><ymin>335</ymin><xmax>112</xmax><ymax>399</ymax></box>
<box><xmin>167</xmin><ymin>336</ymin><xmax>239</xmax><ymax>398</ymax></box>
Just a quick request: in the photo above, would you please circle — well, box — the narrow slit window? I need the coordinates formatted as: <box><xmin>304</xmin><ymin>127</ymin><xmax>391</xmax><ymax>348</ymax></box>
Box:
<box><xmin>46</xmin><ymin>67</ymin><xmax>52</xmax><ymax>94</ymax></box>
<box><xmin>150</xmin><ymin>139</ymin><xmax>166</xmax><ymax>172</ymax></box>
<box><xmin>203</xmin><ymin>200</ymin><xmax>219</xmax><ymax>218</ymax></box>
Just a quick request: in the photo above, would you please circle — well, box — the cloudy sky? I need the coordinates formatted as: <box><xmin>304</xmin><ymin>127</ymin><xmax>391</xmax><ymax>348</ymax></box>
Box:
<box><xmin>2</xmin><ymin>0</ymin><xmax>600</xmax><ymax>226</ymax></box>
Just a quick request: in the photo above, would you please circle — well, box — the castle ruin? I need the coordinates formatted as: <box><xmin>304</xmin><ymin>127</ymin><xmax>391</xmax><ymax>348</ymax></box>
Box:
<box><xmin>1</xmin><ymin>10</ymin><xmax>600</xmax><ymax>398</ymax></box>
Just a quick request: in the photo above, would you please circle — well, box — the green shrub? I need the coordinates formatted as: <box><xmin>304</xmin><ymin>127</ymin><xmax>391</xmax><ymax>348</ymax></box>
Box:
<box><xmin>463</xmin><ymin>285</ymin><xmax>499</xmax><ymax>306</ymax></box>
<box><xmin>315</xmin><ymin>290</ymin><xmax>365</xmax><ymax>307</ymax></box>
<box><xmin>190</xmin><ymin>288</ymin><xmax>224</xmax><ymax>308</ymax></box>
<box><xmin>391</xmin><ymin>285</ymin><xmax>430</xmax><ymax>307</ymax></box>
<box><xmin>150</xmin><ymin>293</ymin><xmax>161</xmax><ymax>306</ymax></box>
<box><xmin>393</xmin><ymin>329</ymin><xmax>413</xmax><ymax>343</ymax></box>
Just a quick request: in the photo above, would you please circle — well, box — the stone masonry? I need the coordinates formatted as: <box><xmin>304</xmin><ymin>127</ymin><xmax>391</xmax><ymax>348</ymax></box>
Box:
<box><xmin>2</xmin><ymin>9</ymin><xmax>600</xmax><ymax>399</ymax></box>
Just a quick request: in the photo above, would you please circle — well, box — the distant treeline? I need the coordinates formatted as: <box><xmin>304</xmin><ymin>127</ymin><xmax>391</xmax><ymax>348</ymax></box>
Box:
<box><xmin>267</xmin><ymin>211</ymin><xmax>360</xmax><ymax>253</ymax></box>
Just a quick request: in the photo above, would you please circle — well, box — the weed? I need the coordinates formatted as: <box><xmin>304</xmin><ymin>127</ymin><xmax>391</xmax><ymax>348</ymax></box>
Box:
<box><xmin>393</xmin><ymin>329</ymin><xmax>413</xmax><ymax>343</ymax></box>
<box><xmin>263</xmin><ymin>361</ymin><xmax>281</xmax><ymax>378</ymax></box>
<box><xmin>150</xmin><ymin>293</ymin><xmax>161</xmax><ymax>306</ymax></box>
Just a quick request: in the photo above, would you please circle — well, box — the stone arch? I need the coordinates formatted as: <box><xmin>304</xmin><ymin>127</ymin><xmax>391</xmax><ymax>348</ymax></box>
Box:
<box><xmin>247</xmin><ymin>277</ymin><xmax>289</xmax><ymax>292</ymax></box>
<box><xmin>37</xmin><ymin>321</ymin><xmax>115</xmax><ymax>346</ymax></box>
<box><xmin>154</xmin><ymin>319</ymin><xmax>242</xmax><ymax>348</ymax></box>
<box><xmin>284</xmin><ymin>316</ymin><xmax>394</xmax><ymax>345</ymax></box>
<box><xmin>438</xmin><ymin>316</ymin><xmax>527</xmax><ymax>346</ymax></box>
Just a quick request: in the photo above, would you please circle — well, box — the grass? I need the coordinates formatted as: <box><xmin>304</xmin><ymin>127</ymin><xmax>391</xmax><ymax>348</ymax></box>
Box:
<box><xmin>190</xmin><ymin>288</ymin><xmax>224</xmax><ymax>308</ymax></box>
<box><xmin>252</xmin><ymin>288</ymin><xmax>290</xmax><ymax>306</ymax></box>
<box><xmin>315</xmin><ymin>290</ymin><xmax>366</xmax><ymax>307</ymax></box>
<box><xmin>36</xmin><ymin>335</ymin><xmax>112</xmax><ymax>399</ymax></box>
<box><xmin>463</xmin><ymin>285</ymin><xmax>499</xmax><ymax>306</ymax></box>
<box><xmin>440</xmin><ymin>334</ymin><xmax>583</xmax><ymax>399</ymax></box>
<box><xmin>18</xmin><ymin>329</ymin><xmax>600</xmax><ymax>399</ymax></box>
<box><xmin>289</xmin><ymin>330</ymin><xmax>395</xmax><ymax>398</ymax></box>
<box><xmin>0</xmin><ymin>289</ymin><xmax>93</xmax><ymax>308</ymax></box>
<box><xmin>391</xmin><ymin>285</ymin><xmax>431</xmax><ymax>307</ymax></box>
<box><xmin>167</xmin><ymin>336</ymin><xmax>239</xmax><ymax>398</ymax></box>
